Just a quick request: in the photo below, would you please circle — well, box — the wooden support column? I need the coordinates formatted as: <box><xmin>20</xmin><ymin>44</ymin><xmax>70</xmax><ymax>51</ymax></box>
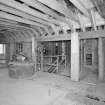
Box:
<box><xmin>98</xmin><ymin>37</ymin><xmax>104</xmax><ymax>81</ymax></box>
<box><xmin>62</xmin><ymin>41</ymin><xmax>66</xmax><ymax>69</ymax></box>
<box><xmin>80</xmin><ymin>40</ymin><xmax>83</xmax><ymax>73</ymax></box>
<box><xmin>32</xmin><ymin>37</ymin><xmax>37</xmax><ymax>72</ymax></box>
<box><xmin>62</xmin><ymin>41</ymin><xmax>65</xmax><ymax>58</ymax></box>
<box><xmin>9</xmin><ymin>42</ymin><xmax>15</xmax><ymax>60</ymax></box>
<box><xmin>71</xmin><ymin>31</ymin><xmax>80</xmax><ymax>81</ymax></box>
<box><xmin>78</xmin><ymin>12</ymin><xmax>86</xmax><ymax>73</ymax></box>
<box><xmin>41</xmin><ymin>44</ymin><xmax>43</xmax><ymax>71</ymax></box>
<box><xmin>32</xmin><ymin>37</ymin><xmax>35</xmax><ymax>61</ymax></box>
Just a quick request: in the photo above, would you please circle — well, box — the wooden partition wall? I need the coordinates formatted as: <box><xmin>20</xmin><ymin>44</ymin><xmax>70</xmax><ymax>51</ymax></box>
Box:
<box><xmin>37</xmin><ymin>41</ymin><xmax>71</xmax><ymax>77</ymax></box>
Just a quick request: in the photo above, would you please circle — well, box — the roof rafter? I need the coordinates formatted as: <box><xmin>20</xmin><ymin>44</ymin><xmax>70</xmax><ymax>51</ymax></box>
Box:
<box><xmin>0</xmin><ymin>11</ymin><xmax>50</xmax><ymax>35</ymax></box>
<box><xmin>0</xmin><ymin>20</ymin><xmax>40</xmax><ymax>37</ymax></box>
<box><xmin>0</xmin><ymin>0</ymin><xmax>67</xmax><ymax>25</ymax></box>
<box><xmin>20</xmin><ymin>0</ymin><xmax>70</xmax><ymax>23</ymax></box>
<box><xmin>4</xmin><ymin>31</ymin><xmax>16</xmax><ymax>41</ymax></box>
<box><xmin>37</xmin><ymin>0</ymin><xmax>78</xmax><ymax>22</ymax></box>
<box><xmin>0</xmin><ymin>3</ymin><xmax>52</xmax><ymax>27</ymax></box>
<box><xmin>68</xmin><ymin>0</ymin><xmax>89</xmax><ymax>17</ymax></box>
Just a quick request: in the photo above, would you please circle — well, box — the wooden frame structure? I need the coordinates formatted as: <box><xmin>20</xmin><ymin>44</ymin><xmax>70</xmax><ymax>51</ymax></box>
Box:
<box><xmin>0</xmin><ymin>0</ymin><xmax>105</xmax><ymax>81</ymax></box>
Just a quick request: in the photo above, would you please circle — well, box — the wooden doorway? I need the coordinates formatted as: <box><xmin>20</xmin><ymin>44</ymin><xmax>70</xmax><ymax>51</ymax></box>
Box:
<box><xmin>80</xmin><ymin>39</ymin><xmax>98</xmax><ymax>82</ymax></box>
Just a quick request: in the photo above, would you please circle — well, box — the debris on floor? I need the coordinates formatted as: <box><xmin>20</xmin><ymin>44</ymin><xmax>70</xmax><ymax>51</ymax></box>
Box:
<box><xmin>0</xmin><ymin>68</ymin><xmax>105</xmax><ymax>105</ymax></box>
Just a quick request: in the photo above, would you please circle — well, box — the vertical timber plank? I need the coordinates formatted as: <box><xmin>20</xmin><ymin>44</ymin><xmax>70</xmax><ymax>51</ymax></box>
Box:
<box><xmin>32</xmin><ymin>37</ymin><xmax>37</xmax><ymax>72</ymax></box>
<box><xmin>71</xmin><ymin>31</ymin><xmax>80</xmax><ymax>81</ymax></box>
<box><xmin>98</xmin><ymin>37</ymin><xmax>104</xmax><ymax>81</ymax></box>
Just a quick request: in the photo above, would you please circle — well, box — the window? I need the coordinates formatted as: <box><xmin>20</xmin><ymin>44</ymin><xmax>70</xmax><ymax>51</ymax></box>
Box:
<box><xmin>0</xmin><ymin>44</ymin><xmax>5</xmax><ymax>54</ymax></box>
<box><xmin>16</xmin><ymin>42</ymin><xmax>23</xmax><ymax>54</ymax></box>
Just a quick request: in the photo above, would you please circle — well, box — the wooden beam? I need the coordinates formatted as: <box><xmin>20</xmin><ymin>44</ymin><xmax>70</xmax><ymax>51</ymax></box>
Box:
<box><xmin>0</xmin><ymin>25</ymin><xmax>30</xmax><ymax>39</ymax></box>
<box><xmin>98</xmin><ymin>37</ymin><xmax>104</xmax><ymax>81</ymax></box>
<box><xmin>0</xmin><ymin>4</ymin><xmax>62</xmax><ymax>33</ymax></box>
<box><xmin>0</xmin><ymin>20</ymin><xmax>40</xmax><ymax>37</ymax></box>
<box><xmin>36</xmin><ymin>30</ymin><xmax>105</xmax><ymax>42</ymax></box>
<box><xmin>79</xmin><ymin>30</ymin><xmax>105</xmax><ymax>39</ymax></box>
<box><xmin>0</xmin><ymin>11</ymin><xmax>45</xmax><ymax>28</ymax></box>
<box><xmin>8</xmin><ymin>31</ymin><xmax>18</xmax><ymax>40</ymax></box>
<box><xmin>0</xmin><ymin>11</ymin><xmax>51</xmax><ymax>34</ymax></box>
<box><xmin>0</xmin><ymin>0</ymin><xmax>48</xmax><ymax>20</ymax></box>
<box><xmin>35</xmin><ymin>28</ymin><xmax>44</xmax><ymax>36</ymax></box>
<box><xmin>37</xmin><ymin>0</ymin><xmax>78</xmax><ymax>22</ymax></box>
<box><xmin>3</xmin><ymin>32</ymin><xmax>13</xmax><ymax>41</ymax></box>
<box><xmin>0</xmin><ymin>18</ymin><xmax>18</xmax><ymax>24</ymax></box>
<box><xmin>12</xmin><ymin>31</ymin><xmax>23</xmax><ymax>40</ymax></box>
<box><xmin>68</xmin><ymin>0</ymin><xmax>89</xmax><ymax>17</ymax></box>
<box><xmin>0</xmin><ymin>25</ymin><xmax>27</xmax><ymax>34</ymax></box>
<box><xmin>36</xmin><ymin>34</ymin><xmax>71</xmax><ymax>42</ymax></box>
<box><xmin>0</xmin><ymin>18</ymin><xmax>43</xmax><ymax>31</ymax></box>
<box><xmin>0</xmin><ymin>25</ymin><xmax>39</xmax><ymax>38</ymax></box>
<box><xmin>9</xmin><ymin>31</ymin><xmax>31</xmax><ymax>42</ymax></box>
<box><xmin>20</xmin><ymin>31</ymin><xmax>29</xmax><ymax>38</ymax></box>
<box><xmin>29</xmin><ymin>29</ymin><xmax>39</xmax><ymax>38</ymax></box>
<box><xmin>79</xmin><ymin>0</ymin><xmax>94</xmax><ymax>9</ymax></box>
<box><xmin>89</xmin><ymin>9</ymin><xmax>97</xmax><ymax>30</ymax></box>
<box><xmin>32</xmin><ymin>27</ymin><xmax>43</xmax><ymax>36</ymax></box>
<box><xmin>6</xmin><ymin>31</ymin><xmax>17</xmax><ymax>41</ymax></box>
<box><xmin>0</xmin><ymin>0</ymin><xmax>66</xmax><ymax>25</ymax></box>
<box><xmin>77</xmin><ymin>12</ymin><xmax>86</xmax><ymax>32</ymax></box>
<box><xmin>0</xmin><ymin>15</ymin><xmax>64</xmax><ymax>35</ymax></box>
<box><xmin>0</xmin><ymin>3</ymin><xmax>51</xmax><ymax>27</ymax></box>
<box><xmin>20</xmin><ymin>0</ymin><xmax>68</xmax><ymax>23</ymax></box>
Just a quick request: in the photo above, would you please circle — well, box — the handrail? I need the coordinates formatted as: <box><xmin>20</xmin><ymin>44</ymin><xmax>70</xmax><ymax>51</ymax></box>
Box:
<box><xmin>47</xmin><ymin>59</ymin><xmax>57</xmax><ymax>73</ymax></box>
<box><xmin>38</xmin><ymin>55</ymin><xmax>66</xmax><ymax>73</ymax></box>
<box><xmin>59</xmin><ymin>58</ymin><xmax>65</xmax><ymax>65</ymax></box>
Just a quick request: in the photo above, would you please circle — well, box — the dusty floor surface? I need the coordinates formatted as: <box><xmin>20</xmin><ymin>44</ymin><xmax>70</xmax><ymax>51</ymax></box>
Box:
<box><xmin>0</xmin><ymin>68</ymin><xmax>105</xmax><ymax>105</ymax></box>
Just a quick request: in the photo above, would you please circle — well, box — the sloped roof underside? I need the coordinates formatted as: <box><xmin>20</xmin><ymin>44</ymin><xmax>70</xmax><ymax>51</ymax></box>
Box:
<box><xmin>0</xmin><ymin>0</ymin><xmax>105</xmax><ymax>42</ymax></box>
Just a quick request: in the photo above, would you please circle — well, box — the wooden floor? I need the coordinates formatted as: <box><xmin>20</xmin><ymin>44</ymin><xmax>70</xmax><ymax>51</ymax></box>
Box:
<box><xmin>0</xmin><ymin>68</ymin><xmax>105</xmax><ymax>105</ymax></box>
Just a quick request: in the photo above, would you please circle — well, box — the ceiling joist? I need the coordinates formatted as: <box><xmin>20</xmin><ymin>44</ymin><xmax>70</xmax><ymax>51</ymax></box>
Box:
<box><xmin>37</xmin><ymin>0</ymin><xmax>78</xmax><ymax>22</ymax></box>
<box><xmin>0</xmin><ymin>11</ymin><xmax>51</xmax><ymax>34</ymax></box>
<box><xmin>0</xmin><ymin>20</ymin><xmax>41</xmax><ymax>37</ymax></box>
<box><xmin>68</xmin><ymin>0</ymin><xmax>89</xmax><ymax>17</ymax></box>
<box><xmin>0</xmin><ymin>3</ymin><xmax>52</xmax><ymax>27</ymax></box>
<box><xmin>0</xmin><ymin>0</ymin><xmax>67</xmax><ymax>25</ymax></box>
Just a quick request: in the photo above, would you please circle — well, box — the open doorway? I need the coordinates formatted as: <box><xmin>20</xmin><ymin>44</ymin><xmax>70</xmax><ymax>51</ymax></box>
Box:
<box><xmin>80</xmin><ymin>39</ymin><xmax>98</xmax><ymax>83</ymax></box>
<box><xmin>36</xmin><ymin>41</ymin><xmax>71</xmax><ymax>77</ymax></box>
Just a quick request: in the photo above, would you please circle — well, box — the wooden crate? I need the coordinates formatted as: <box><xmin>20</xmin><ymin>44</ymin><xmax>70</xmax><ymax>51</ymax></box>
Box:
<box><xmin>8</xmin><ymin>62</ymin><xmax>35</xmax><ymax>78</ymax></box>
